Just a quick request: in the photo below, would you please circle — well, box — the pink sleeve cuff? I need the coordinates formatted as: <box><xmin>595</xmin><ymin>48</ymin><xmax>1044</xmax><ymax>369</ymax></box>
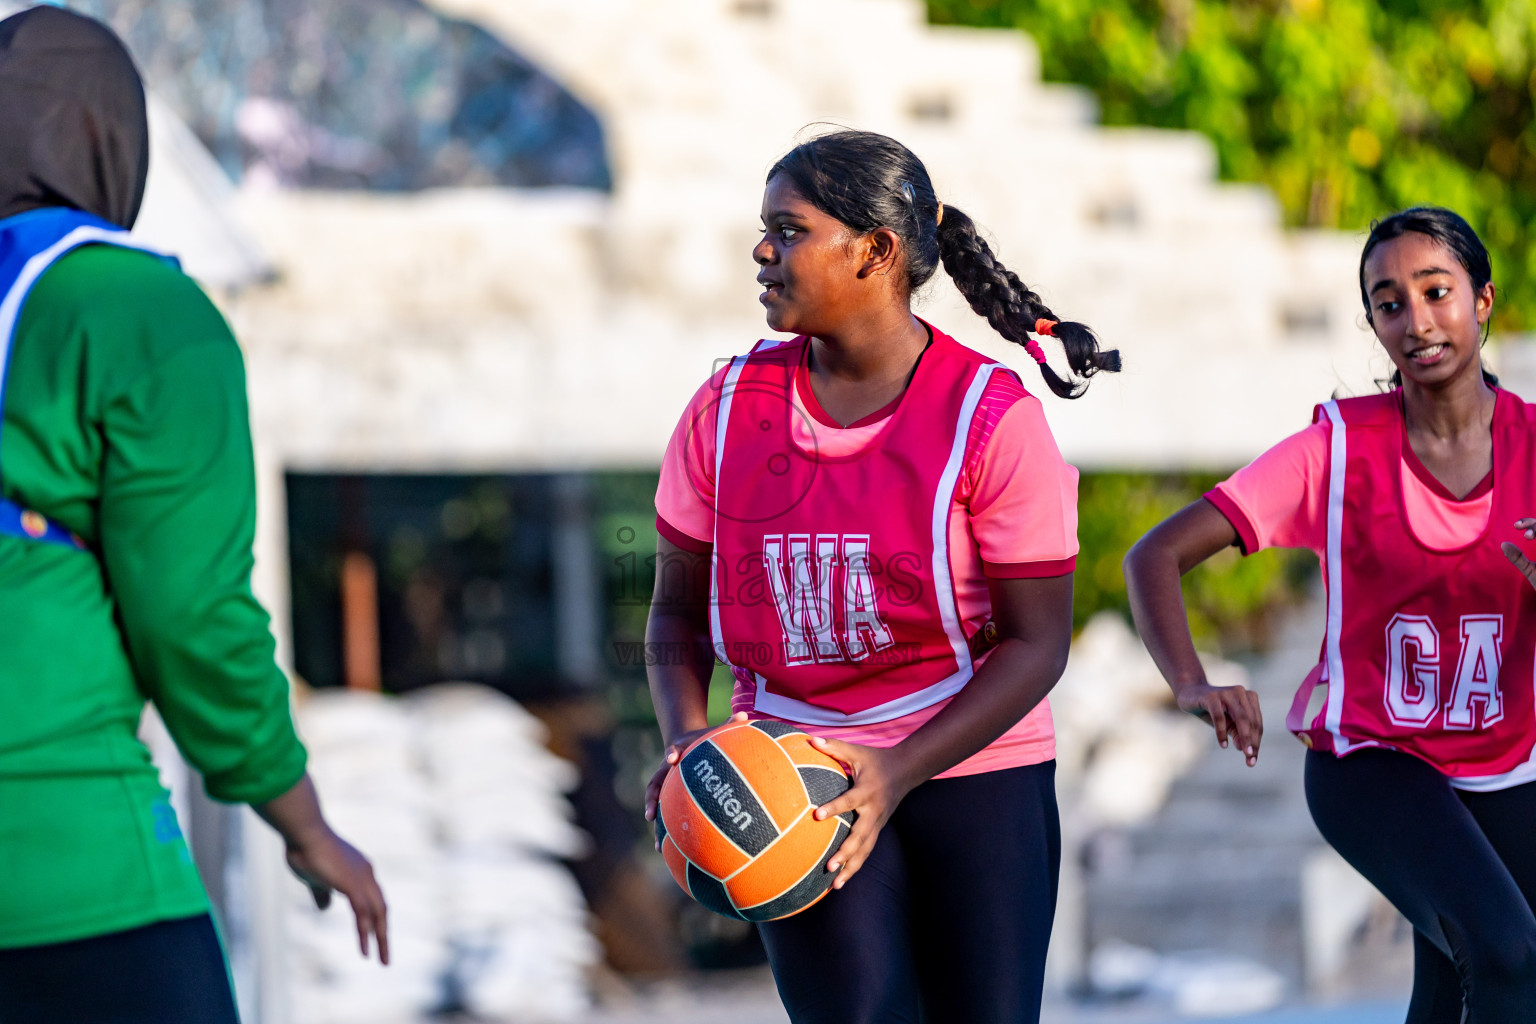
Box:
<box><xmin>1204</xmin><ymin>489</ymin><xmax>1260</xmax><ymax>556</ymax></box>
<box><xmin>983</xmin><ymin>555</ymin><xmax>1076</xmax><ymax>579</ymax></box>
<box><xmin>656</xmin><ymin>514</ymin><xmax>712</xmax><ymax>553</ymax></box>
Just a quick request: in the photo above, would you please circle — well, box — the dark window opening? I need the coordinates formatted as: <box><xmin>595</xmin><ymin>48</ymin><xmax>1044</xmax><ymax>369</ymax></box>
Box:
<box><xmin>1089</xmin><ymin>195</ymin><xmax>1139</xmax><ymax>228</ymax></box>
<box><xmin>733</xmin><ymin>0</ymin><xmax>774</xmax><ymax>17</ymax></box>
<box><xmin>287</xmin><ymin>470</ymin><xmax>671</xmax><ymax>700</ymax></box>
<box><xmin>1280</xmin><ymin>304</ymin><xmax>1331</xmax><ymax>335</ymax></box>
<box><xmin>909</xmin><ymin>93</ymin><xmax>954</xmax><ymax>122</ymax></box>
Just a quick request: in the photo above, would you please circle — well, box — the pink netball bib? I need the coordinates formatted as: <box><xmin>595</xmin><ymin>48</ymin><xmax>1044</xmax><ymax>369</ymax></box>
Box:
<box><xmin>1288</xmin><ymin>389</ymin><xmax>1536</xmax><ymax>786</ymax></box>
<box><xmin>708</xmin><ymin>329</ymin><xmax>1006</xmax><ymax>726</ymax></box>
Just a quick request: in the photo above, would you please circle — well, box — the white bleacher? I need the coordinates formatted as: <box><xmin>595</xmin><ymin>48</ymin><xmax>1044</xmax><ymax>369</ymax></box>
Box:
<box><xmin>226</xmin><ymin>0</ymin><xmax>1385</xmax><ymax>476</ymax></box>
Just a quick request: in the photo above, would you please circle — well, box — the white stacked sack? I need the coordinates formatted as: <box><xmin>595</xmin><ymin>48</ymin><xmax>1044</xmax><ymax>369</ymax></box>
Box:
<box><xmin>409</xmin><ymin>684</ymin><xmax>598</xmax><ymax>1020</ymax></box>
<box><xmin>285</xmin><ymin>685</ymin><xmax>597</xmax><ymax>1024</ymax></box>
<box><xmin>286</xmin><ymin>693</ymin><xmax>444</xmax><ymax>1024</ymax></box>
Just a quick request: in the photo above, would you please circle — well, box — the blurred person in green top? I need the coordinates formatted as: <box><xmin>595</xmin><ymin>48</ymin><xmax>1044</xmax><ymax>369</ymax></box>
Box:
<box><xmin>0</xmin><ymin>7</ymin><xmax>387</xmax><ymax>1021</ymax></box>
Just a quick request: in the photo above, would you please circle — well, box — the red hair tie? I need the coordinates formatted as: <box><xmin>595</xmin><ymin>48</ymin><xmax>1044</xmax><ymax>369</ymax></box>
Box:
<box><xmin>1024</xmin><ymin>339</ymin><xmax>1049</xmax><ymax>365</ymax></box>
<box><xmin>1033</xmin><ymin>318</ymin><xmax>1057</xmax><ymax>337</ymax></box>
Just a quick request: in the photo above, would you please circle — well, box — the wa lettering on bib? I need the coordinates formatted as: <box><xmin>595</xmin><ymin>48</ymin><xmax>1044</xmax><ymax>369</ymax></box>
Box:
<box><xmin>1288</xmin><ymin>390</ymin><xmax>1536</xmax><ymax>788</ymax></box>
<box><xmin>760</xmin><ymin>533</ymin><xmax>901</xmax><ymax>666</ymax></box>
<box><xmin>708</xmin><ymin>330</ymin><xmax>1002</xmax><ymax>727</ymax></box>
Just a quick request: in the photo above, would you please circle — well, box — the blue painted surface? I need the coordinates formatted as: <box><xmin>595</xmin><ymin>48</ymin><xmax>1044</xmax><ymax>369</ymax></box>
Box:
<box><xmin>1200</xmin><ymin>1003</ymin><xmax>1405</xmax><ymax>1024</ymax></box>
<box><xmin>1044</xmin><ymin>1000</ymin><xmax>1410</xmax><ymax>1024</ymax></box>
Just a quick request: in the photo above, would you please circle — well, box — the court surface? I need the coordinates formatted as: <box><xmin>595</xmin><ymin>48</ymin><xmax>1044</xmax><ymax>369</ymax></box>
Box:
<box><xmin>582</xmin><ymin>970</ymin><xmax>1407</xmax><ymax>1024</ymax></box>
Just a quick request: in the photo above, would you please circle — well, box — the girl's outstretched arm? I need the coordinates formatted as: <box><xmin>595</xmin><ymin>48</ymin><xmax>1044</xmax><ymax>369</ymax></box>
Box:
<box><xmin>1124</xmin><ymin>500</ymin><xmax>1264</xmax><ymax>766</ymax></box>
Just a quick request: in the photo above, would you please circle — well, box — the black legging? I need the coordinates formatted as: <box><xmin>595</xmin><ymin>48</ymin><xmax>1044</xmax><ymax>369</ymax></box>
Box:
<box><xmin>0</xmin><ymin>913</ymin><xmax>239</xmax><ymax>1024</ymax></box>
<box><xmin>756</xmin><ymin>759</ymin><xmax>1060</xmax><ymax>1024</ymax></box>
<box><xmin>1306</xmin><ymin>748</ymin><xmax>1536</xmax><ymax>1023</ymax></box>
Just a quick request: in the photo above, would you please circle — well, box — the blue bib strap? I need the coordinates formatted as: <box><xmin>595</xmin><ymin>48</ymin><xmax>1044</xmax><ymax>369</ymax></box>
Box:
<box><xmin>0</xmin><ymin>209</ymin><xmax>170</xmax><ymax>554</ymax></box>
<box><xmin>0</xmin><ymin>497</ymin><xmax>85</xmax><ymax>550</ymax></box>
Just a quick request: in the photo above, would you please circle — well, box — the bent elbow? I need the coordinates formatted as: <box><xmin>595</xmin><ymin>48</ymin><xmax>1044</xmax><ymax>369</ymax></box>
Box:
<box><xmin>1047</xmin><ymin>643</ymin><xmax>1071</xmax><ymax>687</ymax></box>
<box><xmin>1123</xmin><ymin>536</ymin><xmax>1152</xmax><ymax>588</ymax></box>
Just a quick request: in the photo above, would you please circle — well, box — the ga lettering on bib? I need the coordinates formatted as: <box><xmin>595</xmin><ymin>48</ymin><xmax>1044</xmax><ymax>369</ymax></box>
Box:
<box><xmin>1288</xmin><ymin>389</ymin><xmax>1536</xmax><ymax>788</ymax></box>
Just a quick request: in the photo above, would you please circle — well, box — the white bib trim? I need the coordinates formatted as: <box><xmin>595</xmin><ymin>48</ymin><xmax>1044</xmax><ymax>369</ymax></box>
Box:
<box><xmin>729</xmin><ymin>359</ymin><xmax>1000</xmax><ymax>727</ymax></box>
<box><xmin>0</xmin><ymin>226</ymin><xmax>162</xmax><ymax>397</ymax></box>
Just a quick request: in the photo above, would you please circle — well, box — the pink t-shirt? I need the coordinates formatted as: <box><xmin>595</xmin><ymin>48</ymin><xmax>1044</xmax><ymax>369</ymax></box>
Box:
<box><xmin>656</xmin><ymin>345</ymin><xmax>1079</xmax><ymax>777</ymax></box>
<box><xmin>1208</xmin><ymin>421</ymin><xmax>1495</xmax><ymax>557</ymax></box>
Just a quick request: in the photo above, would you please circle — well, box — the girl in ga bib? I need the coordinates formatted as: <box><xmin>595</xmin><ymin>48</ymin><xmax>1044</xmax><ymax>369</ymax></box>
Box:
<box><xmin>1125</xmin><ymin>207</ymin><xmax>1536</xmax><ymax>1022</ymax></box>
<box><xmin>643</xmin><ymin>129</ymin><xmax>1118</xmax><ymax>1024</ymax></box>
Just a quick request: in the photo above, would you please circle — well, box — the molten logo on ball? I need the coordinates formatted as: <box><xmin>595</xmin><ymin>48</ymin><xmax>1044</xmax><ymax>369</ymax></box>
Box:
<box><xmin>691</xmin><ymin>759</ymin><xmax>755</xmax><ymax>831</ymax></box>
<box><xmin>656</xmin><ymin>719</ymin><xmax>856</xmax><ymax>921</ymax></box>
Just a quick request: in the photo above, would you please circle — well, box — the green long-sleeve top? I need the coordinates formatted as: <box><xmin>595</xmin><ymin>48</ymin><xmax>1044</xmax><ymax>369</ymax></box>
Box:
<box><xmin>0</xmin><ymin>244</ymin><xmax>307</xmax><ymax>948</ymax></box>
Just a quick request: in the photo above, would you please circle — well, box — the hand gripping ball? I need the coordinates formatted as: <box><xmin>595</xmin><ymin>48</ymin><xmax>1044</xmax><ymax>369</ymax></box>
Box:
<box><xmin>656</xmin><ymin>719</ymin><xmax>856</xmax><ymax>921</ymax></box>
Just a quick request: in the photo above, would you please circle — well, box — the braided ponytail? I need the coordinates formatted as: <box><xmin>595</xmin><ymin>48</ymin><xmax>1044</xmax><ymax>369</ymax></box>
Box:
<box><xmin>769</xmin><ymin>129</ymin><xmax>1120</xmax><ymax>398</ymax></box>
<box><xmin>936</xmin><ymin>206</ymin><xmax>1119</xmax><ymax>399</ymax></box>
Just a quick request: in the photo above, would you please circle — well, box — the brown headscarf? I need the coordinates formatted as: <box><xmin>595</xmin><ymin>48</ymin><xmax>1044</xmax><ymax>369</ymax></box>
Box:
<box><xmin>0</xmin><ymin>6</ymin><xmax>148</xmax><ymax>229</ymax></box>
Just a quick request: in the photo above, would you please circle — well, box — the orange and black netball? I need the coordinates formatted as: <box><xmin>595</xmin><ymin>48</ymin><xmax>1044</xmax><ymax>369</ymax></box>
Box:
<box><xmin>656</xmin><ymin>719</ymin><xmax>855</xmax><ymax>921</ymax></box>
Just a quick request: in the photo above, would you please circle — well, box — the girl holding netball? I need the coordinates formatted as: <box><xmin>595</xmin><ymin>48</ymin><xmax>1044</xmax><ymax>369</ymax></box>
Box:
<box><xmin>644</xmin><ymin>129</ymin><xmax>1118</xmax><ymax>1023</ymax></box>
<box><xmin>1125</xmin><ymin>207</ymin><xmax>1536</xmax><ymax>1021</ymax></box>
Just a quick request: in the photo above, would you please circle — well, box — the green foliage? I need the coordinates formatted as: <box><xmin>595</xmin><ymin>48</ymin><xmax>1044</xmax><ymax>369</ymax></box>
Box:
<box><xmin>593</xmin><ymin>472</ymin><xmax>660</xmax><ymax>654</ymax></box>
<box><xmin>928</xmin><ymin>0</ymin><xmax>1536</xmax><ymax>328</ymax></box>
<box><xmin>591</xmin><ymin>471</ymin><xmax>737</xmax><ymax>726</ymax></box>
<box><xmin>1076</xmin><ymin>473</ymin><xmax>1313</xmax><ymax>651</ymax></box>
